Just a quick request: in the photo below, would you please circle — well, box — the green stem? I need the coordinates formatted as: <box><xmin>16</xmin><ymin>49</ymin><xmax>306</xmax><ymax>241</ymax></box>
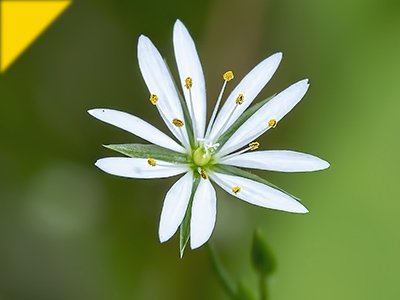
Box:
<box><xmin>259</xmin><ymin>276</ymin><xmax>268</xmax><ymax>300</ymax></box>
<box><xmin>206</xmin><ymin>242</ymin><xmax>237</xmax><ymax>299</ymax></box>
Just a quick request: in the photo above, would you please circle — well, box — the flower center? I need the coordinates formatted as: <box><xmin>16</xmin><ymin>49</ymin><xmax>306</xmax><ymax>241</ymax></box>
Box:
<box><xmin>193</xmin><ymin>147</ymin><xmax>212</xmax><ymax>166</ymax></box>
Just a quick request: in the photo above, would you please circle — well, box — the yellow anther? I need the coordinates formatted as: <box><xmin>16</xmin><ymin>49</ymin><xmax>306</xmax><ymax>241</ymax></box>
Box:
<box><xmin>147</xmin><ymin>158</ymin><xmax>156</xmax><ymax>167</ymax></box>
<box><xmin>184</xmin><ymin>77</ymin><xmax>193</xmax><ymax>89</ymax></box>
<box><xmin>200</xmin><ymin>169</ymin><xmax>208</xmax><ymax>180</ymax></box>
<box><xmin>223</xmin><ymin>71</ymin><xmax>234</xmax><ymax>81</ymax></box>
<box><xmin>149</xmin><ymin>94</ymin><xmax>158</xmax><ymax>105</ymax></box>
<box><xmin>232</xmin><ymin>186</ymin><xmax>241</xmax><ymax>194</ymax></box>
<box><xmin>268</xmin><ymin>119</ymin><xmax>277</xmax><ymax>128</ymax></box>
<box><xmin>172</xmin><ymin>118</ymin><xmax>184</xmax><ymax>127</ymax></box>
<box><xmin>236</xmin><ymin>94</ymin><xmax>244</xmax><ymax>105</ymax></box>
<box><xmin>249</xmin><ymin>142</ymin><xmax>260</xmax><ymax>151</ymax></box>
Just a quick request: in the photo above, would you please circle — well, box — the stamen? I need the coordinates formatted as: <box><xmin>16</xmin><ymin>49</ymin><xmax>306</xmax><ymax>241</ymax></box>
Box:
<box><xmin>242</xmin><ymin>120</ymin><xmax>279</xmax><ymax>151</ymax></box>
<box><xmin>235</xmin><ymin>94</ymin><xmax>244</xmax><ymax>105</ymax></box>
<box><xmin>219</xmin><ymin>141</ymin><xmax>260</xmax><ymax>162</ymax></box>
<box><xmin>183</xmin><ymin>77</ymin><xmax>198</xmax><ymax>140</ymax></box>
<box><xmin>232</xmin><ymin>186</ymin><xmax>241</xmax><ymax>194</ymax></box>
<box><xmin>223</xmin><ymin>71</ymin><xmax>234</xmax><ymax>81</ymax></box>
<box><xmin>149</xmin><ymin>94</ymin><xmax>190</xmax><ymax>149</ymax></box>
<box><xmin>184</xmin><ymin>77</ymin><xmax>193</xmax><ymax>89</ymax></box>
<box><xmin>200</xmin><ymin>169</ymin><xmax>208</xmax><ymax>180</ymax></box>
<box><xmin>213</xmin><ymin>94</ymin><xmax>242</xmax><ymax>139</ymax></box>
<box><xmin>197</xmin><ymin>138</ymin><xmax>220</xmax><ymax>157</ymax></box>
<box><xmin>149</xmin><ymin>94</ymin><xmax>158</xmax><ymax>105</ymax></box>
<box><xmin>268</xmin><ymin>119</ymin><xmax>277</xmax><ymax>128</ymax></box>
<box><xmin>205</xmin><ymin>71</ymin><xmax>234</xmax><ymax>138</ymax></box>
<box><xmin>147</xmin><ymin>158</ymin><xmax>156</xmax><ymax>167</ymax></box>
<box><xmin>172</xmin><ymin>118</ymin><xmax>184</xmax><ymax>127</ymax></box>
<box><xmin>249</xmin><ymin>142</ymin><xmax>260</xmax><ymax>151</ymax></box>
<box><xmin>171</xmin><ymin>117</ymin><xmax>188</xmax><ymax>147</ymax></box>
<box><xmin>158</xmin><ymin>109</ymin><xmax>184</xmax><ymax>145</ymax></box>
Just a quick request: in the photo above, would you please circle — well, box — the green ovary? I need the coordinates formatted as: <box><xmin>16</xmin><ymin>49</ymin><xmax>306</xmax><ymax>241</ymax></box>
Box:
<box><xmin>193</xmin><ymin>147</ymin><xmax>211</xmax><ymax>167</ymax></box>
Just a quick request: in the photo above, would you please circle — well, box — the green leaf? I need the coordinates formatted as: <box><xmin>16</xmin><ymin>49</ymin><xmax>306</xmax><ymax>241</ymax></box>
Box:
<box><xmin>179</xmin><ymin>172</ymin><xmax>201</xmax><ymax>258</ymax></box>
<box><xmin>212</xmin><ymin>164</ymin><xmax>300</xmax><ymax>201</ymax></box>
<box><xmin>104</xmin><ymin>143</ymin><xmax>191</xmax><ymax>164</ymax></box>
<box><xmin>251</xmin><ymin>229</ymin><xmax>277</xmax><ymax>277</ymax></box>
<box><xmin>164</xmin><ymin>58</ymin><xmax>196</xmax><ymax>148</ymax></box>
<box><xmin>217</xmin><ymin>94</ymin><xmax>276</xmax><ymax>150</ymax></box>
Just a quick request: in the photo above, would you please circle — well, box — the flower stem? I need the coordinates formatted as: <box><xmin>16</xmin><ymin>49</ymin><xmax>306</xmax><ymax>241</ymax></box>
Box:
<box><xmin>259</xmin><ymin>275</ymin><xmax>268</xmax><ymax>300</ymax></box>
<box><xmin>206</xmin><ymin>242</ymin><xmax>237</xmax><ymax>299</ymax></box>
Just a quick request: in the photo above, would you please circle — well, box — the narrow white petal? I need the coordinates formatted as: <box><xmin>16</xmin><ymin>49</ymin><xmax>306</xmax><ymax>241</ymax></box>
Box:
<box><xmin>88</xmin><ymin>109</ymin><xmax>185</xmax><ymax>153</ymax></box>
<box><xmin>209</xmin><ymin>53</ymin><xmax>282</xmax><ymax>141</ymax></box>
<box><xmin>174</xmin><ymin>20</ymin><xmax>206</xmax><ymax>138</ymax></box>
<box><xmin>95</xmin><ymin>157</ymin><xmax>188</xmax><ymax>179</ymax></box>
<box><xmin>219</xmin><ymin>79</ymin><xmax>310</xmax><ymax>156</ymax></box>
<box><xmin>209</xmin><ymin>172</ymin><xmax>308</xmax><ymax>213</ymax></box>
<box><xmin>190</xmin><ymin>178</ymin><xmax>216</xmax><ymax>249</ymax></box>
<box><xmin>137</xmin><ymin>35</ymin><xmax>189</xmax><ymax>145</ymax></box>
<box><xmin>222</xmin><ymin>150</ymin><xmax>330</xmax><ymax>172</ymax></box>
<box><xmin>159</xmin><ymin>171</ymin><xmax>193</xmax><ymax>242</ymax></box>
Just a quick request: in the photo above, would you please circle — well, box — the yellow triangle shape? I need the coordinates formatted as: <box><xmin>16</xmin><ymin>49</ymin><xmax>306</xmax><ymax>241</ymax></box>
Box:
<box><xmin>1</xmin><ymin>0</ymin><xmax>72</xmax><ymax>72</ymax></box>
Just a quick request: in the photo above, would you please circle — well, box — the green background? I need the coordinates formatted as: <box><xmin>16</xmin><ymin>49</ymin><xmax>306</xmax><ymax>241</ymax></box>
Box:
<box><xmin>1</xmin><ymin>0</ymin><xmax>399</xmax><ymax>299</ymax></box>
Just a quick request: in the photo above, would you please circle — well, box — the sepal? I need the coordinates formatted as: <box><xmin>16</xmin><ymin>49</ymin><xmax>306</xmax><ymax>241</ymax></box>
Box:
<box><xmin>179</xmin><ymin>172</ymin><xmax>201</xmax><ymax>258</ymax></box>
<box><xmin>104</xmin><ymin>143</ymin><xmax>190</xmax><ymax>164</ymax></box>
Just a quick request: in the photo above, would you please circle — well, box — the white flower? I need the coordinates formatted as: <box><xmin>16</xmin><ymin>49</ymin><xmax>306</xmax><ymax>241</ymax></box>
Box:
<box><xmin>88</xmin><ymin>20</ymin><xmax>329</xmax><ymax>253</ymax></box>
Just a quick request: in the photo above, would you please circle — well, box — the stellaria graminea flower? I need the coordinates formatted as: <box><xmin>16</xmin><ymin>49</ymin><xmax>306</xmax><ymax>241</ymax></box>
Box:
<box><xmin>88</xmin><ymin>20</ymin><xmax>329</xmax><ymax>256</ymax></box>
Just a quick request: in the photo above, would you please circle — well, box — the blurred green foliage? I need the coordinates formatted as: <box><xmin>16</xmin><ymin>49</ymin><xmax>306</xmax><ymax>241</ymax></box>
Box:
<box><xmin>1</xmin><ymin>0</ymin><xmax>400</xmax><ymax>299</ymax></box>
<box><xmin>251</xmin><ymin>229</ymin><xmax>276</xmax><ymax>277</ymax></box>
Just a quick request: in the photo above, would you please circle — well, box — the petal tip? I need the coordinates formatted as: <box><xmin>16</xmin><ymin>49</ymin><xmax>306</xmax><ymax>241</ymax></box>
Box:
<box><xmin>159</xmin><ymin>222</ymin><xmax>175</xmax><ymax>243</ymax></box>
<box><xmin>173</xmin><ymin>19</ymin><xmax>190</xmax><ymax>39</ymax></box>
<box><xmin>174</xmin><ymin>19</ymin><xmax>184</xmax><ymax>27</ymax></box>
<box><xmin>158</xmin><ymin>232</ymin><xmax>169</xmax><ymax>243</ymax></box>
<box><xmin>268</xmin><ymin>52</ymin><xmax>283</xmax><ymax>67</ymax></box>
<box><xmin>87</xmin><ymin>108</ymin><xmax>109</xmax><ymax>119</ymax></box>
<box><xmin>88</xmin><ymin>109</ymin><xmax>101</xmax><ymax>119</ymax></box>
<box><xmin>321</xmin><ymin>160</ymin><xmax>330</xmax><ymax>170</ymax></box>
<box><xmin>299</xmin><ymin>206</ymin><xmax>309</xmax><ymax>214</ymax></box>
<box><xmin>292</xmin><ymin>79</ymin><xmax>310</xmax><ymax>93</ymax></box>
<box><xmin>138</xmin><ymin>35</ymin><xmax>151</xmax><ymax>49</ymax></box>
<box><xmin>190</xmin><ymin>239</ymin><xmax>204</xmax><ymax>250</ymax></box>
<box><xmin>190</xmin><ymin>233</ymin><xmax>212</xmax><ymax>250</ymax></box>
<box><xmin>261</xmin><ymin>52</ymin><xmax>283</xmax><ymax>69</ymax></box>
<box><xmin>94</xmin><ymin>159</ymin><xmax>103</xmax><ymax>168</ymax></box>
<box><xmin>288</xmin><ymin>203</ymin><xmax>308</xmax><ymax>214</ymax></box>
<box><xmin>313</xmin><ymin>156</ymin><xmax>330</xmax><ymax>171</ymax></box>
<box><xmin>190</xmin><ymin>229</ymin><xmax>211</xmax><ymax>250</ymax></box>
<box><xmin>293</xmin><ymin>201</ymin><xmax>309</xmax><ymax>213</ymax></box>
<box><xmin>273</xmin><ymin>51</ymin><xmax>283</xmax><ymax>61</ymax></box>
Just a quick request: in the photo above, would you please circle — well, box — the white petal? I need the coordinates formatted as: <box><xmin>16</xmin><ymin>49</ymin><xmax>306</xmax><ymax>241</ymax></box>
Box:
<box><xmin>208</xmin><ymin>53</ymin><xmax>282</xmax><ymax>141</ymax></box>
<box><xmin>159</xmin><ymin>171</ymin><xmax>193</xmax><ymax>242</ymax></box>
<box><xmin>219</xmin><ymin>79</ymin><xmax>310</xmax><ymax>156</ymax></box>
<box><xmin>88</xmin><ymin>109</ymin><xmax>185</xmax><ymax>153</ymax></box>
<box><xmin>190</xmin><ymin>178</ymin><xmax>216</xmax><ymax>249</ymax></box>
<box><xmin>137</xmin><ymin>35</ymin><xmax>189</xmax><ymax>146</ymax></box>
<box><xmin>222</xmin><ymin>150</ymin><xmax>330</xmax><ymax>172</ymax></box>
<box><xmin>95</xmin><ymin>157</ymin><xmax>188</xmax><ymax>179</ymax></box>
<box><xmin>173</xmin><ymin>20</ymin><xmax>206</xmax><ymax>138</ymax></box>
<box><xmin>209</xmin><ymin>172</ymin><xmax>308</xmax><ymax>213</ymax></box>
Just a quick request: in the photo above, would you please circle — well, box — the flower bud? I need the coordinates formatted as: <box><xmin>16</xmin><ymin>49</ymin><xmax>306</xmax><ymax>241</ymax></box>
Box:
<box><xmin>251</xmin><ymin>229</ymin><xmax>277</xmax><ymax>276</ymax></box>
